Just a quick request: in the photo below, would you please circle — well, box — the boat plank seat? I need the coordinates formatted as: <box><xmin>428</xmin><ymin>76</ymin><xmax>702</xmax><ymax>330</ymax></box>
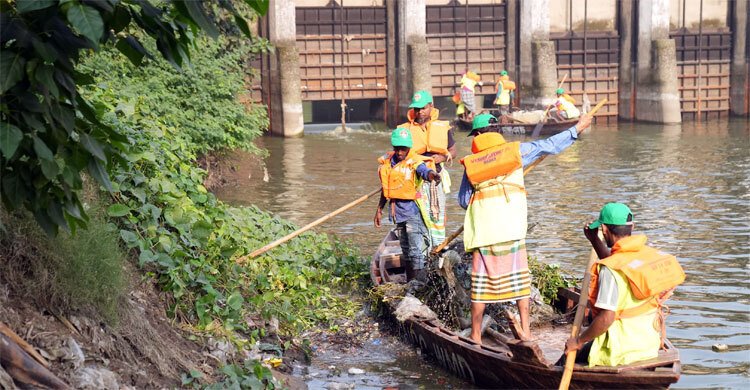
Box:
<box><xmin>379</xmin><ymin>253</ymin><xmax>402</xmax><ymax>269</ymax></box>
<box><xmin>572</xmin><ymin>347</ymin><xmax>679</xmax><ymax>373</ymax></box>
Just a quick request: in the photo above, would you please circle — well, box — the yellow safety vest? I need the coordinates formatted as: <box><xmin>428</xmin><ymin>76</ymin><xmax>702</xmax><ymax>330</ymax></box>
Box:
<box><xmin>461</xmin><ymin>135</ymin><xmax>527</xmax><ymax>250</ymax></box>
<box><xmin>495</xmin><ymin>76</ymin><xmax>516</xmax><ymax>106</ymax></box>
<box><xmin>555</xmin><ymin>95</ymin><xmax>581</xmax><ymax>118</ymax></box>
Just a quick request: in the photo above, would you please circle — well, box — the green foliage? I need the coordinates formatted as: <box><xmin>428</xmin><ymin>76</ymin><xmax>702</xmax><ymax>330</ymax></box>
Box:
<box><xmin>0</xmin><ymin>0</ymin><xmax>269</xmax><ymax>235</ymax></box>
<box><xmin>78</xmin><ymin>62</ymin><xmax>365</xmax><ymax>336</ymax></box>
<box><xmin>79</xmin><ymin>35</ymin><xmax>268</xmax><ymax>155</ymax></box>
<box><xmin>205</xmin><ymin>360</ymin><xmax>279</xmax><ymax>390</ymax></box>
<box><xmin>0</xmin><ymin>206</ymin><xmax>125</xmax><ymax>323</ymax></box>
<box><xmin>528</xmin><ymin>256</ymin><xmax>575</xmax><ymax>305</ymax></box>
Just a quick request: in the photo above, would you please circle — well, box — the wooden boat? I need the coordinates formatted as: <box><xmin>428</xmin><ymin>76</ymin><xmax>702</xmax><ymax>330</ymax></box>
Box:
<box><xmin>453</xmin><ymin>114</ymin><xmax>578</xmax><ymax>137</ymax></box>
<box><xmin>371</xmin><ymin>229</ymin><xmax>681</xmax><ymax>389</ymax></box>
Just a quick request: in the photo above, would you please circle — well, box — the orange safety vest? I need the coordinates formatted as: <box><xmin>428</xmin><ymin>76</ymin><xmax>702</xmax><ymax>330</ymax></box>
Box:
<box><xmin>378</xmin><ymin>151</ymin><xmax>436</xmax><ymax>200</ymax></box>
<box><xmin>462</xmin><ymin>141</ymin><xmax>522</xmax><ymax>185</ymax></box>
<box><xmin>401</xmin><ymin>109</ymin><xmax>451</xmax><ymax>155</ymax></box>
<box><xmin>589</xmin><ymin>235</ymin><xmax>685</xmax><ymax>320</ymax></box>
<box><xmin>495</xmin><ymin>76</ymin><xmax>516</xmax><ymax>106</ymax></box>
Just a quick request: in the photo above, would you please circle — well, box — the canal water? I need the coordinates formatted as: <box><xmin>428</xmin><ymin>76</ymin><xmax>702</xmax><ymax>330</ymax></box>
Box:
<box><xmin>215</xmin><ymin>119</ymin><xmax>749</xmax><ymax>389</ymax></box>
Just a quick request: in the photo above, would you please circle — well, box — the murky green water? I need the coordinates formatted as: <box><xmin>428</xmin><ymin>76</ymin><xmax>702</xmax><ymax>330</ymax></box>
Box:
<box><xmin>215</xmin><ymin>119</ymin><xmax>750</xmax><ymax>389</ymax></box>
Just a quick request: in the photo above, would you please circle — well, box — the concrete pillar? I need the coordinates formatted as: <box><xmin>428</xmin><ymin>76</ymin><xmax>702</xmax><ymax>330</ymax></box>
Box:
<box><xmin>618</xmin><ymin>0</ymin><xmax>636</xmax><ymax>120</ymax></box>
<box><xmin>268</xmin><ymin>0</ymin><xmax>304</xmax><ymax>137</ymax></box>
<box><xmin>505</xmin><ymin>0</ymin><xmax>518</xmax><ymax>95</ymax></box>
<box><xmin>519</xmin><ymin>0</ymin><xmax>555</xmax><ymax>108</ymax></box>
<box><xmin>386</xmin><ymin>0</ymin><xmax>398</xmax><ymax>127</ymax></box>
<box><xmin>730</xmin><ymin>0</ymin><xmax>748</xmax><ymax>116</ymax></box>
<box><xmin>634</xmin><ymin>0</ymin><xmax>681</xmax><ymax>123</ymax></box>
<box><xmin>393</xmin><ymin>0</ymin><xmax>429</xmax><ymax>123</ymax></box>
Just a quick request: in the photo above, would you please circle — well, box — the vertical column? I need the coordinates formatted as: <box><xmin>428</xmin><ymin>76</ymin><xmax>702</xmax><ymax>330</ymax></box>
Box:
<box><xmin>268</xmin><ymin>0</ymin><xmax>304</xmax><ymax>137</ymax></box>
<box><xmin>634</xmin><ymin>0</ymin><xmax>681</xmax><ymax>123</ymax></box>
<box><xmin>618</xmin><ymin>0</ymin><xmax>635</xmax><ymax>120</ymax></box>
<box><xmin>393</xmin><ymin>0</ymin><xmax>429</xmax><ymax>123</ymax></box>
<box><xmin>519</xmin><ymin>0</ymin><xmax>556</xmax><ymax>108</ymax></box>
<box><xmin>730</xmin><ymin>0</ymin><xmax>748</xmax><ymax>116</ymax></box>
<box><xmin>505</xmin><ymin>0</ymin><xmax>517</xmax><ymax>95</ymax></box>
<box><xmin>386</xmin><ymin>0</ymin><xmax>398</xmax><ymax>127</ymax></box>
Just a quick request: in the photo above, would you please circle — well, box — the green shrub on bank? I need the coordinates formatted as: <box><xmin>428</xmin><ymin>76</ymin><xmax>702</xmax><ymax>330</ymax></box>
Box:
<box><xmin>0</xmin><ymin>206</ymin><xmax>125</xmax><ymax>323</ymax></box>
<box><xmin>79</xmin><ymin>40</ymin><xmax>366</xmax><ymax>339</ymax></box>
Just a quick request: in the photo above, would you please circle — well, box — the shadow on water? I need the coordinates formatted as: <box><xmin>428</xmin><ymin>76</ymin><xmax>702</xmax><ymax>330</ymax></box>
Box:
<box><xmin>214</xmin><ymin>118</ymin><xmax>750</xmax><ymax>389</ymax></box>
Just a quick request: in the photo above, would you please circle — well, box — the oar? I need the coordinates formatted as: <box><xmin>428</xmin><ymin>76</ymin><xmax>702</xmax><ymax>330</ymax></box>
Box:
<box><xmin>432</xmin><ymin>97</ymin><xmax>608</xmax><ymax>254</ymax></box>
<box><xmin>531</xmin><ymin>73</ymin><xmax>568</xmax><ymax>138</ymax></box>
<box><xmin>559</xmin><ymin>245</ymin><xmax>599</xmax><ymax>390</ymax></box>
<box><xmin>239</xmin><ymin>188</ymin><xmax>381</xmax><ymax>261</ymax></box>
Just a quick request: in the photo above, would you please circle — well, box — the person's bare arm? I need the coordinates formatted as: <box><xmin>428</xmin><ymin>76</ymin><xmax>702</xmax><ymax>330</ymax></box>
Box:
<box><xmin>564</xmin><ymin>309</ymin><xmax>615</xmax><ymax>354</ymax></box>
<box><xmin>584</xmin><ymin>224</ymin><xmax>610</xmax><ymax>259</ymax></box>
<box><xmin>374</xmin><ymin>191</ymin><xmax>386</xmax><ymax>228</ymax></box>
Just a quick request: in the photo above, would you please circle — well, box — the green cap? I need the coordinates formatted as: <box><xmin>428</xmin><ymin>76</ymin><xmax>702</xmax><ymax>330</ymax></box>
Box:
<box><xmin>556</xmin><ymin>88</ymin><xmax>565</xmax><ymax>94</ymax></box>
<box><xmin>390</xmin><ymin>127</ymin><xmax>413</xmax><ymax>148</ymax></box>
<box><xmin>588</xmin><ymin>203</ymin><xmax>634</xmax><ymax>229</ymax></box>
<box><xmin>470</xmin><ymin>113</ymin><xmax>496</xmax><ymax>134</ymax></box>
<box><xmin>500</xmin><ymin>70</ymin><xmax>508</xmax><ymax>76</ymax></box>
<box><xmin>409</xmin><ymin>90</ymin><xmax>433</xmax><ymax>108</ymax></box>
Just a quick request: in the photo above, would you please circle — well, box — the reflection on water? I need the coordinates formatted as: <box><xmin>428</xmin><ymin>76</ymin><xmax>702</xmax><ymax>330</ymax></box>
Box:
<box><xmin>215</xmin><ymin>119</ymin><xmax>750</xmax><ymax>389</ymax></box>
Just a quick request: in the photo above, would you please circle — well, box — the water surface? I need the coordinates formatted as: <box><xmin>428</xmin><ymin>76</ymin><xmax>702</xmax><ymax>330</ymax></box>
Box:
<box><xmin>215</xmin><ymin>119</ymin><xmax>750</xmax><ymax>389</ymax></box>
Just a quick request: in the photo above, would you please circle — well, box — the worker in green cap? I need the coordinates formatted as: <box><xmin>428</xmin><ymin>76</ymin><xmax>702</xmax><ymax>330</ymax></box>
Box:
<box><xmin>494</xmin><ymin>70</ymin><xmax>516</xmax><ymax>116</ymax></box>
<box><xmin>551</xmin><ymin>87</ymin><xmax>580</xmax><ymax>122</ymax></box>
<box><xmin>374</xmin><ymin>128</ymin><xmax>441</xmax><ymax>282</ymax></box>
<box><xmin>562</xmin><ymin>202</ymin><xmax>684</xmax><ymax>367</ymax></box>
<box><xmin>458</xmin><ymin>112</ymin><xmax>593</xmax><ymax>343</ymax></box>
<box><xmin>399</xmin><ymin>90</ymin><xmax>457</xmax><ymax>249</ymax></box>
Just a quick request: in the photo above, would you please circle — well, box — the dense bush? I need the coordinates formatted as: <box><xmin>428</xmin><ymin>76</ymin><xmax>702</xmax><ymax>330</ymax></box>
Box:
<box><xmin>79</xmin><ymin>40</ymin><xmax>366</xmax><ymax>339</ymax></box>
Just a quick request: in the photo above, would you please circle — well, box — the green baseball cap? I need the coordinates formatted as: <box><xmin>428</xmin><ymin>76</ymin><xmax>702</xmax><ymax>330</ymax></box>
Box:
<box><xmin>589</xmin><ymin>203</ymin><xmax>634</xmax><ymax>229</ymax></box>
<box><xmin>500</xmin><ymin>70</ymin><xmax>508</xmax><ymax>76</ymax></box>
<box><xmin>469</xmin><ymin>113</ymin><xmax>497</xmax><ymax>135</ymax></box>
<box><xmin>390</xmin><ymin>127</ymin><xmax>413</xmax><ymax>148</ymax></box>
<box><xmin>556</xmin><ymin>88</ymin><xmax>565</xmax><ymax>94</ymax></box>
<box><xmin>409</xmin><ymin>90</ymin><xmax>433</xmax><ymax>108</ymax></box>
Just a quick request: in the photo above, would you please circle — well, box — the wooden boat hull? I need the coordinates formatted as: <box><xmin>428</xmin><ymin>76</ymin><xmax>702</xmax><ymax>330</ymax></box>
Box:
<box><xmin>372</xmin><ymin>229</ymin><xmax>681</xmax><ymax>389</ymax></box>
<box><xmin>489</xmin><ymin>119</ymin><xmax>579</xmax><ymax>136</ymax></box>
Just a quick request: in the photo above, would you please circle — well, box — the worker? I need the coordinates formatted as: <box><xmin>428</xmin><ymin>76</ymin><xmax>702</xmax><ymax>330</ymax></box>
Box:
<box><xmin>551</xmin><ymin>88</ymin><xmax>581</xmax><ymax>122</ymax></box>
<box><xmin>455</xmin><ymin>70</ymin><xmax>483</xmax><ymax>122</ymax></box>
<box><xmin>494</xmin><ymin>70</ymin><xmax>516</xmax><ymax>116</ymax></box>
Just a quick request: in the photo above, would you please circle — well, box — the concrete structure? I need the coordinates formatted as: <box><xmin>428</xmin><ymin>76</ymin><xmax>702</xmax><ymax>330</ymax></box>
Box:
<box><xmin>386</xmin><ymin>0</ymin><xmax>430</xmax><ymax>126</ymax></box>
<box><xmin>730</xmin><ymin>0</ymin><xmax>748</xmax><ymax>116</ymax></box>
<box><xmin>268</xmin><ymin>0</ymin><xmax>304</xmax><ymax>137</ymax></box>
<box><xmin>634</xmin><ymin>0</ymin><xmax>682</xmax><ymax>123</ymax></box>
<box><xmin>619</xmin><ymin>0</ymin><xmax>637</xmax><ymax>120</ymax></box>
<box><xmin>519</xmin><ymin>0</ymin><xmax>556</xmax><ymax>108</ymax></box>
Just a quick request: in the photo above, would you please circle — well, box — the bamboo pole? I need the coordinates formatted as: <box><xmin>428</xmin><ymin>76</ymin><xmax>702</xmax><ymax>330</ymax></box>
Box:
<box><xmin>558</xmin><ymin>246</ymin><xmax>600</xmax><ymax>390</ymax></box>
<box><xmin>433</xmin><ymin>98</ymin><xmax>608</xmax><ymax>253</ymax></box>
<box><xmin>240</xmin><ymin>188</ymin><xmax>381</xmax><ymax>261</ymax></box>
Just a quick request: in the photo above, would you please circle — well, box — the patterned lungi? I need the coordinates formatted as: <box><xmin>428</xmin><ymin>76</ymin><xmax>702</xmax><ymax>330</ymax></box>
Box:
<box><xmin>470</xmin><ymin>239</ymin><xmax>531</xmax><ymax>303</ymax></box>
<box><xmin>460</xmin><ymin>88</ymin><xmax>476</xmax><ymax>113</ymax></box>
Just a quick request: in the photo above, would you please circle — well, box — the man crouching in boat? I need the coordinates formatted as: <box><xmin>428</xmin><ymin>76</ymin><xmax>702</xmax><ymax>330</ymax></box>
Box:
<box><xmin>374</xmin><ymin>128</ymin><xmax>441</xmax><ymax>282</ymax></box>
<box><xmin>458</xmin><ymin>113</ymin><xmax>592</xmax><ymax>343</ymax></box>
<box><xmin>563</xmin><ymin>203</ymin><xmax>685</xmax><ymax>367</ymax></box>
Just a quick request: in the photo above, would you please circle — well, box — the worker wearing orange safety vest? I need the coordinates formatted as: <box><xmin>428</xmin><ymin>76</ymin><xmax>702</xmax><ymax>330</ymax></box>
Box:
<box><xmin>374</xmin><ymin>128</ymin><xmax>440</xmax><ymax>282</ymax></box>
<box><xmin>494</xmin><ymin>70</ymin><xmax>516</xmax><ymax>116</ymax></box>
<box><xmin>552</xmin><ymin>88</ymin><xmax>581</xmax><ymax>122</ymax></box>
<box><xmin>564</xmin><ymin>203</ymin><xmax>685</xmax><ymax>367</ymax></box>
<box><xmin>400</xmin><ymin>90</ymin><xmax>456</xmax><ymax>247</ymax></box>
<box><xmin>458</xmin><ymin>113</ymin><xmax>593</xmax><ymax>344</ymax></box>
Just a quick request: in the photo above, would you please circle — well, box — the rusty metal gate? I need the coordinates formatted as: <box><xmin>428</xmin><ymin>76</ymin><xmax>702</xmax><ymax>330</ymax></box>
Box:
<box><xmin>670</xmin><ymin>30</ymin><xmax>732</xmax><ymax>120</ymax></box>
<box><xmin>426</xmin><ymin>2</ymin><xmax>507</xmax><ymax>97</ymax></box>
<box><xmin>552</xmin><ymin>32</ymin><xmax>620</xmax><ymax>123</ymax></box>
<box><xmin>295</xmin><ymin>5</ymin><xmax>387</xmax><ymax>101</ymax></box>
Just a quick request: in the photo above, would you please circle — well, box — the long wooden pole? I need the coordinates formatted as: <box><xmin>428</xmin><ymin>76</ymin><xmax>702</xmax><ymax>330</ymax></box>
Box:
<box><xmin>531</xmin><ymin>73</ymin><xmax>569</xmax><ymax>137</ymax></box>
<box><xmin>558</xmin><ymin>246</ymin><xmax>599</xmax><ymax>390</ymax></box>
<box><xmin>240</xmin><ymin>188</ymin><xmax>381</xmax><ymax>261</ymax></box>
<box><xmin>433</xmin><ymin>98</ymin><xmax>608</xmax><ymax>254</ymax></box>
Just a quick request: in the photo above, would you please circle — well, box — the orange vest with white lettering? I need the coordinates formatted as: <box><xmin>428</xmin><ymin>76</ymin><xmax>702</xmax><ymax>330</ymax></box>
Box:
<box><xmin>588</xmin><ymin>235</ymin><xmax>685</xmax><ymax>320</ymax></box>
<box><xmin>401</xmin><ymin>109</ymin><xmax>451</xmax><ymax>155</ymax></box>
<box><xmin>378</xmin><ymin>151</ymin><xmax>435</xmax><ymax>200</ymax></box>
<box><xmin>460</xmin><ymin>133</ymin><xmax>527</xmax><ymax>249</ymax></box>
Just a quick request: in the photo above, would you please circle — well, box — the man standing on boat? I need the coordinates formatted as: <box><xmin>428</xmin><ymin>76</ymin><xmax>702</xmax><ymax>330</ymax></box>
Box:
<box><xmin>563</xmin><ymin>203</ymin><xmax>685</xmax><ymax>367</ymax></box>
<box><xmin>374</xmin><ymin>128</ymin><xmax>441</xmax><ymax>282</ymax></box>
<box><xmin>458</xmin><ymin>113</ymin><xmax>592</xmax><ymax>343</ymax></box>
<box><xmin>494</xmin><ymin>70</ymin><xmax>516</xmax><ymax>116</ymax></box>
<box><xmin>399</xmin><ymin>90</ymin><xmax>457</xmax><ymax>249</ymax></box>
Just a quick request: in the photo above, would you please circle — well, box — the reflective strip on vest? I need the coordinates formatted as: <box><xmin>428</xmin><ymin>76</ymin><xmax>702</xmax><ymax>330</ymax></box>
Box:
<box><xmin>463</xmin><ymin>168</ymin><xmax>527</xmax><ymax>250</ymax></box>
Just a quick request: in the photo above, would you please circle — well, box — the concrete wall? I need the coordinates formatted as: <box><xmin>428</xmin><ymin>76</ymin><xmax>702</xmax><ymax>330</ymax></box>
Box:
<box><xmin>549</xmin><ymin>0</ymin><xmax>617</xmax><ymax>32</ymax></box>
<box><xmin>730</xmin><ymin>0</ymin><xmax>748</xmax><ymax>116</ymax></box>
<box><xmin>670</xmin><ymin>0</ymin><xmax>729</xmax><ymax>29</ymax></box>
